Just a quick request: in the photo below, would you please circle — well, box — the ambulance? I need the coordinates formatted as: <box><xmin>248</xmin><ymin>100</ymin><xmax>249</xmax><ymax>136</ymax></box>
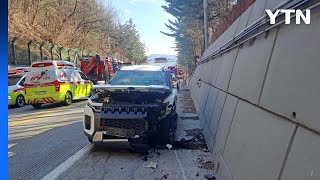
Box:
<box><xmin>25</xmin><ymin>60</ymin><xmax>93</xmax><ymax>108</ymax></box>
<box><xmin>8</xmin><ymin>73</ymin><xmax>27</xmax><ymax>107</ymax></box>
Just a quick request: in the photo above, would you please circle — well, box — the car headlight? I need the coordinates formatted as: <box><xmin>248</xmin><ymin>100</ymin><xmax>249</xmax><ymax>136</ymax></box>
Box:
<box><xmin>87</xmin><ymin>99</ymin><xmax>103</xmax><ymax>112</ymax></box>
<box><xmin>160</xmin><ymin>101</ymin><xmax>174</xmax><ymax>116</ymax></box>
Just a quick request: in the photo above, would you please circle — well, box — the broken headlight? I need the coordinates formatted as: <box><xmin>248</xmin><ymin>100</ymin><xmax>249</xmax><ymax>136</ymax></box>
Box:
<box><xmin>87</xmin><ymin>99</ymin><xmax>103</xmax><ymax>112</ymax></box>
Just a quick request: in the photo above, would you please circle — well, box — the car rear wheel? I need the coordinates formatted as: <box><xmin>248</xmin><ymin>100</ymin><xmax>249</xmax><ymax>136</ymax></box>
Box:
<box><xmin>63</xmin><ymin>92</ymin><xmax>72</xmax><ymax>106</ymax></box>
<box><xmin>32</xmin><ymin>103</ymin><xmax>42</xmax><ymax>108</ymax></box>
<box><xmin>15</xmin><ymin>95</ymin><xmax>25</xmax><ymax>108</ymax></box>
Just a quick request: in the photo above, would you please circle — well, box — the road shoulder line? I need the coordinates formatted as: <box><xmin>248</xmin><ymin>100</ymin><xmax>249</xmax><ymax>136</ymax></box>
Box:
<box><xmin>41</xmin><ymin>143</ymin><xmax>93</xmax><ymax>180</ymax></box>
<box><xmin>174</xmin><ymin>150</ymin><xmax>187</xmax><ymax>180</ymax></box>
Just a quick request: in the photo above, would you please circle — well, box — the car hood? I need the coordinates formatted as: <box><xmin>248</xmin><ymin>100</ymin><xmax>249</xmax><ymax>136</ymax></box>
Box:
<box><xmin>8</xmin><ymin>85</ymin><xmax>19</xmax><ymax>92</ymax></box>
<box><xmin>90</xmin><ymin>84</ymin><xmax>172</xmax><ymax>104</ymax></box>
<box><xmin>92</xmin><ymin>84</ymin><xmax>170</xmax><ymax>92</ymax></box>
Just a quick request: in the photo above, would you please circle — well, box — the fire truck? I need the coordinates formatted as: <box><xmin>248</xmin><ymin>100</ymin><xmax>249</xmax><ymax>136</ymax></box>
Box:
<box><xmin>176</xmin><ymin>64</ymin><xmax>185</xmax><ymax>79</ymax></box>
<box><xmin>79</xmin><ymin>55</ymin><xmax>114</xmax><ymax>84</ymax></box>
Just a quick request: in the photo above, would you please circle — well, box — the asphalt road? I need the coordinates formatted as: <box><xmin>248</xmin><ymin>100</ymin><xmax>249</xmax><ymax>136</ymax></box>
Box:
<box><xmin>8</xmin><ymin>86</ymin><xmax>215</xmax><ymax>180</ymax></box>
<box><xmin>60</xmin><ymin>87</ymin><xmax>214</xmax><ymax>180</ymax></box>
<box><xmin>8</xmin><ymin>101</ymin><xmax>89</xmax><ymax>180</ymax></box>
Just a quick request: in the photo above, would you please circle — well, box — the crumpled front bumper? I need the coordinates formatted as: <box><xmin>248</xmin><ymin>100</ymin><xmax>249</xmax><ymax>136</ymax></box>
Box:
<box><xmin>91</xmin><ymin>129</ymin><xmax>142</xmax><ymax>142</ymax></box>
<box><xmin>83</xmin><ymin>104</ymin><xmax>151</xmax><ymax>142</ymax></box>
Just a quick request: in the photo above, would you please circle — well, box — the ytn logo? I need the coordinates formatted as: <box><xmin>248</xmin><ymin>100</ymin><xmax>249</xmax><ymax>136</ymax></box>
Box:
<box><xmin>266</xmin><ymin>9</ymin><xmax>310</xmax><ymax>24</ymax></box>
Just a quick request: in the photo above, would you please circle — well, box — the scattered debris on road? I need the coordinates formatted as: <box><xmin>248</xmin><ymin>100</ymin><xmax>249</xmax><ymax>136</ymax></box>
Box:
<box><xmin>146</xmin><ymin>162</ymin><xmax>157</xmax><ymax>169</ymax></box>
<box><xmin>142</xmin><ymin>155</ymin><xmax>148</xmax><ymax>161</ymax></box>
<box><xmin>200</xmin><ymin>161</ymin><xmax>215</xmax><ymax>170</ymax></box>
<box><xmin>155</xmin><ymin>150</ymin><xmax>161</xmax><ymax>155</ymax></box>
<box><xmin>158</xmin><ymin>174</ymin><xmax>169</xmax><ymax>179</ymax></box>
<box><xmin>166</xmin><ymin>144</ymin><xmax>172</xmax><ymax>149</ymax></box>
<box><xmin>204</xmin><ymin>173</ymin><xmax>217</xmax><ymax>180</ymax></box>
<box><xmin>173</xmin><ymin>132</ymin><xmax>207</xmax><ymax>150</ymax></box>
<box><xmin>185</xmin><ymin>128</ymin><xmax>202</xmax><ymax>137</ymax></box>
<box><xmin>201</xmin><ymin>148</ymin><xmax>209</xmax><ymax>152</ymax></box>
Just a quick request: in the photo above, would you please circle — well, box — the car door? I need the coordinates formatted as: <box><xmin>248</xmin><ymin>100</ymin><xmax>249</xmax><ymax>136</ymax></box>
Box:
<box><xmin>78</xmin><ymin>71</ymin><xmax>91</xmax><ymax>97</ymax></box>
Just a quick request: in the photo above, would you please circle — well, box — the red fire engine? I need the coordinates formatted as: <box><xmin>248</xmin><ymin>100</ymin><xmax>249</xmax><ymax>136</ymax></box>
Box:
<box><xmin>80</xmin><ymin>55</ymin><xmax>114</xmax><ymax>84</ymax></box>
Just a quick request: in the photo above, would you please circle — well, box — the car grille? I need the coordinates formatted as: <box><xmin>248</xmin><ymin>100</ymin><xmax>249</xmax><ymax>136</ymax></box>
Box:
<box><xmin>101</xmin><ymin>118</ymin><xmax>147</xmax><ymax>131</ymax></box>
<box><xmin>101</xmin><ymin>104</ymin><xmax>159</xmax><ymax>113</ymax></box>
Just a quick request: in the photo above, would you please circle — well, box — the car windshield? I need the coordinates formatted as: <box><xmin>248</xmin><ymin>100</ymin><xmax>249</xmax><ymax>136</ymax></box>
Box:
<box><xmin>109</xmin><ymin>70</ymin><xmax>168</xmax><ymax>86</ymax></box>
<box><xmin>8</xmin><ymin>77</ymin><xmax>21</xmax><ymax>86</ymax></box>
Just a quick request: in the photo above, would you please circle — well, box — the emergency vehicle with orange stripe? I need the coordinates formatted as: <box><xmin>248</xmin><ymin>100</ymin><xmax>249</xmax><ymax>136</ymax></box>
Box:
<box><xmin>24</xmin><ymin>60</ymin><xmax>93</xmax><ymax>108</ymax></box>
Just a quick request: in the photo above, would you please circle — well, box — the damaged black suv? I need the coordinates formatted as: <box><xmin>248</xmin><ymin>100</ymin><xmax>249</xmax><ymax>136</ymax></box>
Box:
<box><xmin>83</xmin><ymin>65</ymin><xmax>178</xmax><ymax>146</ymax></box>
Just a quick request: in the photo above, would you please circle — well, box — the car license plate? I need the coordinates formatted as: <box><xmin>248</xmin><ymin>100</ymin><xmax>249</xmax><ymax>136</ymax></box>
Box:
<box><xmin>35</xmin><ymin>91</ymin><xmax>46</xmax><ymax>95</ymax></box>
<box><xmin>105</xmin><ymin>127</ymin><xmax>135</xmax><ymax>138</ymax></box>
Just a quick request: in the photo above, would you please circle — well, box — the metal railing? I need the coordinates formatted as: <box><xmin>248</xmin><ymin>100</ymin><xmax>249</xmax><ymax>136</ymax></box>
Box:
<box><xmin>8</xmin><ymin>38</ymin><xmax>96</xmax><ymax>65</ymax></box>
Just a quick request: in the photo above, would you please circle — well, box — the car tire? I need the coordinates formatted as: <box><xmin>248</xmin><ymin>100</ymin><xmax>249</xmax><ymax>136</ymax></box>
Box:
<box><xmin>159</xmin><ymin>112</ymin><xmax>178</xmax><ymax>145</ymax></box>
<box><xmin>63</xmin><ymin>92</ymin><xmax>73</xmax><ymax>106</ymax></box>
<box><xmin>15</xmin><ymin>95</ymin><xmax>25</xmax><ymax>108</ymax></box>
<box><xmin>32</xmin><ymin>103</ymin><xmax>42</xmax><ymax>108</ymax></box>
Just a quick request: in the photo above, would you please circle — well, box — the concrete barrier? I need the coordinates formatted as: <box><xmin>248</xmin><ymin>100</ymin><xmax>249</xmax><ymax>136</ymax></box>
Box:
<box><xmin>209</xmin><ymin>91</ymin><xmax>227</xmax><ymax>139</ymax></box>
<box><xmin>199</xmin><ymin>83</ymin><xmax>211</xmax><ymax>113</ymax></box>
<box><xmin>212</xmin><ymin>145</ymin><xmax>234</xmax><ymax>180</ymax></box>
<box><xmin>260</xmin><ymin>15</ymin><xmax>320</xmax><ymax>132</ymax></box>
<box><xmin>202</xmin><ymin>87</ymin><xmax>219</xmax><ymax>128</ymax></box>
<box><xmin>189</xmin><ymin>2</ymin><xmax>320</xmax><ymax>179</ymax></box>
<box><xmin>281</xmin><ymin>127</ymin><xmax>320</xmax><ymax>180</ymax></box>
<box><xmin>215</xmin><ymin>94</ymin><xmax>239</xmax><ymax>153</ymax></box>
<box><xmin>210</xmin><ymin>56</ymin><xmax>223</xmax><ymax>86</ymax></box>
<box><xmin>223</xmin><ymin>100</ymin><xmax>296</xmax><ymax>180</ymax></box>
<box><xmin>228</xmin><ymin>28</ymin><xmax>278</xmax><ymax>104</ymax></box>
<box><xmin>215</xmin><ymin>48</ymin><xmax>239</xmax><ymax>91</ymax></box>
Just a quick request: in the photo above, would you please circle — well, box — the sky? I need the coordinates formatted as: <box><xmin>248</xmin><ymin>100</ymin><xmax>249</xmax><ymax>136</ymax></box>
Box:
<box><xmin>106</xmin><ymin>0</ymin><xmax>177</xmax><ymax>56</ymax></box>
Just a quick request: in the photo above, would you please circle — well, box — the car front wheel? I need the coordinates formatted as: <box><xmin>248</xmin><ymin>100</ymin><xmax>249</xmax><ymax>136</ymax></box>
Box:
<box><xmin>15</xmin><ymin>95</ymin><xmax>25</xmax><ymax>108</ymax></box>
<box><xmin>159</xmin><ymin>112</ymin><xmax>178</xmax><ymax>145</ymax></box>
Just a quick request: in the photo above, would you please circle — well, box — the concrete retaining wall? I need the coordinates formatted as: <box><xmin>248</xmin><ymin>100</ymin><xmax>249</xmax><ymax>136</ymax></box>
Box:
<box><xmin>189</xmin><ymin>0</ymin><xmax>320</xmax><ymax>179</ymax></box>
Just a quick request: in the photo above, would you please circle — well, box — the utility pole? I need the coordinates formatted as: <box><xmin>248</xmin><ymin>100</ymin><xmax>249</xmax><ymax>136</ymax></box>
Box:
<box><xmin>204</xmin><ymin>0</ymin><xmax>209</xmax><ymax>49</ymax></box>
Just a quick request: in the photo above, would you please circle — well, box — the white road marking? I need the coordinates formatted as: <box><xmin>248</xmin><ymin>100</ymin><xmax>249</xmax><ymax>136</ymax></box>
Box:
<box><xmin>41</xmin><ymin>143</ymin><xmax>93</xmax><ymax>180</ymax></box>
<box><xmin>174</xmin><ymin>150</ymin><xmax>187</xmax><ymax>180</ymax></box>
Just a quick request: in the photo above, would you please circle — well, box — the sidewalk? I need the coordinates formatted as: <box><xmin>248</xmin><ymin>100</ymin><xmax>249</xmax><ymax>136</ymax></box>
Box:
<box><xmin>59</xmin><ymin>86</ymin><xmax>215</xmax><ymax>180</ymax></box>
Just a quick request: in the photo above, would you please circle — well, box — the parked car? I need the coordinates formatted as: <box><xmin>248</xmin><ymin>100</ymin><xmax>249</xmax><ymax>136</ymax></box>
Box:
<box><xmin>83</xmin><ymin>65</ymin><xmax>178</xmax><ymax>146</ymax></box>
<box><xmin>25</xmin><ymin>60</ymin><xmax>93</xmax><ymax>108</ymax></box>
<box><xmin>8</xmin><ymin>74</ymin><xmax>26</xmax><ymax>108</ymax></box>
